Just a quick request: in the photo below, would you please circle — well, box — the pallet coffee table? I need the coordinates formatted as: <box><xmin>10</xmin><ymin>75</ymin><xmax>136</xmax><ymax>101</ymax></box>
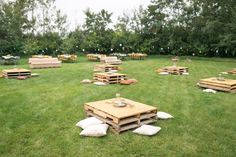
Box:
<box><xmin>84</xmin><ymin>97</ymin><xmax>157</xmax><ymax>134</ymax></box>
<box><xmin>198</xmin><ymin>77</ymin><xmax>236</xmax><ymax>93</ymax></box>
<box><xmin>227</xmin><ymin>69</ymin><xmax>236</xmax><ymax>74</ymax></box>
<box><xmin>93</xmin><ymin>72</ymin><xmax>126</xmax><ymax>84</ymax></box>
<box><xmin>94</xmin><ymin>64</ymin><xmax>119</xmax><ymax>72</ymax></box>
<box><xmin>2</xmin><ymin>68</ymin><xmax>31</xmax><ymax>79</ymax></box>
<box><xmin>157</xmin><ymin>66</ymin><xmax>188</xmax><ymax>75</ymax></box>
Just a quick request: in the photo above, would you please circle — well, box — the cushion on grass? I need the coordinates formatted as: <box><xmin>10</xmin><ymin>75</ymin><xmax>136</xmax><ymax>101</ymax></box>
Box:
<box><xmin>16</xmin><ymin>76</ymin><xmax>28</xmax><ymax>80</ymax></box>
<box><xmin>120</xmin><ymin>79</ymin><xmax>137</xmax><ymax>85</ymax></box>
<box><xmin>76</xmin><ymin>117</ymin><xmax>103</xmax><ymax>129</ymax></box>
<box><xmin>81</xmin><ymin>79</ymin><xmax>92</xmax><ymax>84</ymax></box>
<box><xmin>31</xmin><ymin>73</ymin><xmax>39</xmax><ymax>77</ymax></box>
<box><xmin>80</xmin><ymin>124</ymin><xmax>109</xmax><ymax>137</ymax></box>
<box><xmin>133</xmin><ymin>125</ymin><xmax>161</xmax><ymax>136</ymax></box>
<box><xmin>157</xmin><ymin>111</ymin><xmax>174</xmax><ymax>119</ymax></box>
<box><xmin>203</xmin><ymin>89</ymin><xmax>217</xmax><ymax>93</ymax></box>
<box><xmin>182</xmin><ymin>72</ymin><xmax>189</xmax><ymax>75</ymax></box>
<box><xmin>93</xmin><ymin>82</ymin><xmax>106</xmax><ymax>86</ymax></box>
<box><xmin>159</xmin><ymin>72</ymin><xmax>169</xmax><ymax>75</ymax></box>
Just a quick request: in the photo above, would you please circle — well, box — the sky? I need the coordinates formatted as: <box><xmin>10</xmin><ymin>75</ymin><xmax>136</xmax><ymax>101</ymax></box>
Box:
<box><xmin>55</xmin><ymin>0</ymin><xmax>151</xmax><ymax>30</ymax></box>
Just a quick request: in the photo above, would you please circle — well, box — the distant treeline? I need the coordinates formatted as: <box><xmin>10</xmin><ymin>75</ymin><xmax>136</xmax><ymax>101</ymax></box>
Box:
<box><xmin>0</xmin><ymin>0</ymin><xmax>236</xmax><ymax>57</ymax></box>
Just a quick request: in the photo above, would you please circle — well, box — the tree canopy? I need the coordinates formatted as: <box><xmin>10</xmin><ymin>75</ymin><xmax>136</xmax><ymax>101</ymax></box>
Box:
<box><xmin>0</xmin><ymin>0</ymin><xmax>235</xmax><ymax>57</ymax></box>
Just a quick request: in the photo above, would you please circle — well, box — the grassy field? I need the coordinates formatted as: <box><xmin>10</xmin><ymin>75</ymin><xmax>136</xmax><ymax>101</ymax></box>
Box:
<box><xmin>0</xmin><ymin>56</ymin><xmax>235</xmax><ymax>157</ymax></box>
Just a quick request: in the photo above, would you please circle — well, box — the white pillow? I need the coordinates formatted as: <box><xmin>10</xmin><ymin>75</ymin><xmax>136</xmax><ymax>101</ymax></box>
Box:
<box><xmin>133</xmin><ymin>125</ymin><xmax>161</xmax><ymax>136</ymax></box>
<box><xmin>159</xmin><ymin>72</ymin><xmax>169</xmax><ymax>75</ymax></box>
<box><xmin>80</xmin><ymin>124</ymin><xmax>109</xmax><ymax>137</ymax></box>
<box><xmin>157</xmin><ymin>111</ymin><xmax>174</xmax><ymax>119</ymax></box>
<box><xmin>203</xmin><ymin>89</ymin><xmax>217</xmax><ymax>93</ymax></box>
<box><xmin>94</xmin><ymin>82</ymin><xmax>106</xmax><ymax>86</ymax></box>
<box><xmin>76</xmin><ymin>117</ymin><xmax>103</xmax><ymax>129</ymax></box>
<box><xmin>182</xmin><ymin>72</ymin><xmax>189</xmax><ymax>75</ymax></box>
<box><xmin>81</xmin><ymin>79</ymin><xmax>92</xmax><ymax>84</ymax></box>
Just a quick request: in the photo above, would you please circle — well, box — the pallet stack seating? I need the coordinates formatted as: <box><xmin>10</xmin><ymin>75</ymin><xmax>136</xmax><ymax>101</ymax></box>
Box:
<box><xmin>94</xmin><ymin>64</ymin><xmax>119</xmax><ymax>72</ymax></box>
<box><xmin>87</xmin><ymin>54</ymin><xmax>106</xmax><ymax>61</ymax></box>
<box><xmin>157</xmin><ymin>66</ymin><xmax>188</xmax><ymax>75</ymax></box>
<box><xmin>0</xmin><ymin>55</ymin><xmax>20</xmax><ymax>65</ymax></box>
<box><xmin>84</xmin><ymin>98</ymin><xmax>157</xmax><ymax>134</ymax></box>
<box><xmin>100</xmin><ymin>56</ymin><xmax>122</xmax><ymax>65</ymax></box>
<box><xmin>2</xmin><ymin>68</ymin><xmax>31</xmax><ymax>79</ymax></box>
<box><xmin>227</xmin><ymin>69</ymin><xmax>236</xmax><ymax>74</ymax></box>
<box><xmin>32</xmin><ymin>55</ymin><xmax>52</xmax><ymax>58</ymax></box>
<box><xmin>128</xmin><ymin>53</ymin><xmax>147</xmax><ymax>60</ymax></box>
<box><xmin>29</xmin><ymin>58</ymin><xmax>61</xmax><ymax>69</ymax></box>
<box><xmin>58</xmin><ymin>54</ymin><xmax>77</xmax><ymax>62</ymax></box>
<box><xmin>198</xmin><ymin>77</ymin><xmax>236</xmax><ymax>93</ymax></box>
<box><xmin>93</xmin><ymin>72</ymin><xmax>126</xmax><ymax>84</ymax></box>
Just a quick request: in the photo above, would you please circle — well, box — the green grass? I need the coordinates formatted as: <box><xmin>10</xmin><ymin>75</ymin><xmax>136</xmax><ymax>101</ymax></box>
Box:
<box><xmin>0</xmin><ymin>56</ymin><xmax>235</xmax><ymax>157</ymax></box>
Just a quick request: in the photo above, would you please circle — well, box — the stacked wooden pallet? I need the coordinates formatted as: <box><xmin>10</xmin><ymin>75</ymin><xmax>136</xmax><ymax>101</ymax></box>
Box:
<box><xmin>29</xmin><ymin>58</ymin><xmax>61</xmax><ymax>69</ymax></box>
<box><xmin>32</xmin><ymin>55</ymin><xmax>52</xmax><ymax>58</ymax></box>
<box><xmin>87</xmin><ymin>54</ymin><xmax>106</xmax><ymax>61</ymax></box>
<box><xmin>198</xmin><ymin>77</ymin><xmax>236</xmax><ymax>93</ymax></box>
<box><xmin>2</xmin><ymin>68</ymin><xmax>31</xmax><ymax>79</ymax></box>
<box><xmin>128</xmin><ymin>53</ymin><xmax>147</xmax><ymax>60</ymax></box>
<box><xmin>58</xmin><ymin>54</ymin><xmax>77</xmax><ymax>62</ymax></box>
<box><xmin>93</xmin><ymin>72</ymin><xmax>126</xmax><ymax>84</ymax></box>
<box><xmin>100</xmin><ymin>56</ymin><xmax>122</xmax><ymax>65</ymax></box>
<box><xmin>228</xmin><ymin>69</ymin><xmax>236</xmax><ymax>74</ymax></box>
<box><xmin>94</xmin><ymin>64</ymin><xmax>119</xmax><ymax>72</ymax></box>
<box><xmin>84</xmin><ymin>98</ymin><xmax>157</xmax><ymax>134</ymax></box>
<box><xmin>157</xmin><ymin>66</ymin><xmax>188</xmax><ymax>75</ymax></box>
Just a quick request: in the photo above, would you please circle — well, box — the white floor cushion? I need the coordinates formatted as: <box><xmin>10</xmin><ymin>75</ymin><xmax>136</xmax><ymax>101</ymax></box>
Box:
<box><xmin>159</xmin><ymin>72</ymin><xmax>169</xmax><ymax>75</ymax></box>
<box><xmin>94</xmin><ymin>82</ymin><xmax>107</xmax><ymax>86</ymax></box>
<box><xmin>76</xmin><ymin>117</ymin><xmax>103</xmax><ymax>129</ymax></box>
<box><xmin>157</xmin><ymin>111</ymin><xmax>174</xmax><ymax>119</ymax></box>
<box><xmin>80</xmin><ymin>124</ymin><xmax>109</xmax><ymax>137</ymax></box>
<box><xmin>203</xmin><ymin>89</ymin><xmax>217</xmax><ymax>93</ymax></box>
<box><xmin>81</xmin><ymin>79</ymin><xmax>92</xmax><ymax>84</ymax></box>
<box><xmin>182</xmin><ymin>72</ymin><xmax>189</xmax><ymax>75</ymax></box>
<box><xmin>133</xmin><ymin>125</ymin><xmax>161</xmax><ymax>136</ymax></box>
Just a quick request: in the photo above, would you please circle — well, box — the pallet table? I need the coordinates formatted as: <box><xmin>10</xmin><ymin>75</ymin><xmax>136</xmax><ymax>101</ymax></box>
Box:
<box><xmin>198</xmin><ymin>77</ymin><xmax>236</xmax><ymax>93</ymax></box>
<box><xmin>0</xmin><ymin>55</ymin><xmax>20</xmax><ymax>65</ymax></box>
<box><xmin>87</xmin><ymin>54</ymin><xmax>106</xmax><ymax>61</ymax></box>
<box><xmin>100</xmin><ymin>56</ymin><xmax>122</xmax><ymax>65</ymax></box>
<box><xmin>94</xmin><ymin>64</ymin><xmax>119</xmax><ymax>72</ymax></box>
<box><xmin>84</xmin><ymin>97</ymin><xmax>157</xmax><ymax>134</ymax></box>
<box><xmin>29</xmin><ymin>58</ymin><xmax>61</xmax><ymax>69</ymax></box>
<box><xmin>2</xmin><ymin>68</ymin><xmax>31</xmax><ymax>79</ymax></box>
<box><xmin>157</xmin><ymin>66</ymin><xmax>188</xmax><ymax>75</ymax></box>
<box><xmin>58</xmin><ymin>54</ymin><xmax>77</xmax><ymax>62</ymax></box>
<box><xmin>227</xmin><ymin>69</ymin><xmax>236</xmax><ymax>75</ymax></box>
<box><xmin>128</xmin><ymin>53</ymin><xmax>147</xmax><ymax>60</ymax></box>
<box><xmin>93</xmin><ymin>72</ymin><xmax>126</xmax><ymax>84</ymax></box>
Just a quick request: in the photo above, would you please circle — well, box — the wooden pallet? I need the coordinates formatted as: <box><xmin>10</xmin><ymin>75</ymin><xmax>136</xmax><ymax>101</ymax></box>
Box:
<box><xmin>93</xmin><ymin>72</ymin><xmax>126</xmax><ymax>84</ymax></box>
<box><xmin>198</xmin><ymin>77</ymin><xmax>236</xmax><ymax>93</ymax></box>
<box><xmin>157</xmin><ymin>66</ymin><xmax>188</xmax><ymax>75</ymax></box>
<box><xmin>100</xmin><ymin>57</ymin><xmax>122</xmax><ymax>65</ymax></box>
<box><xmin>58</xmin><ymin>54</ymin><xmax>77</xmax><ymax>62</ymax></box>
<box><xmin>32</xmin><ymin>55</ymin><xmax>52</xmax><ymax>58</ymax></box>
<box><xmin>227</xmin><ymin>69</ymin><xmax>236</xmax><ymax>74</ymax></box>
<box><xmin>2</xmin><ymin>68</ymin><xmax>31</xmax><ymax>79</ymax></box>
<box><xmin>94</xmin><ymin>64</ymin><xmax>119</xmax><ymax>72</ymax></box>
<box><xmin>84</xmin><ymin>98</ymin><xmax>157</xmax><ymax>134</ymax></box>
<box><xmin>87</xmin><ymin>54</ymin><xmax>106</xmax><ymax>61</ymax></box>
<box><xmin>128</xmin><ymin>53</ymin><xmax>147</xmax><ymax>60</ymax></box>
<box><xmin>29</xmin><ymin>58</ymin><xmax>61</xmax><ymax>69</ymax></box>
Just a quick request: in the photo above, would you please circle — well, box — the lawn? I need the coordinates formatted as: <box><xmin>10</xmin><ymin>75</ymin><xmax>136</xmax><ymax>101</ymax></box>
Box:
<box><xmin>0</xmin><ymin>56</ymin><xmax>235</xmax><ymax>157</ymax></box>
